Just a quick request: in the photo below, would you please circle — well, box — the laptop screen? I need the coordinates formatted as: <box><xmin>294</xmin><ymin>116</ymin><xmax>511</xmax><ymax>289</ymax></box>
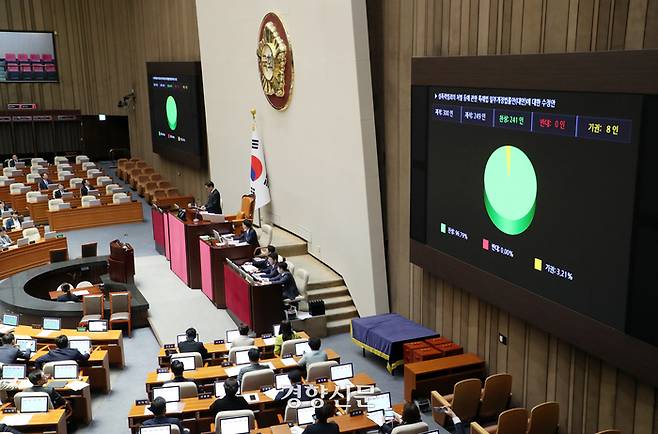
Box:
<box><xmin>330</xmin><ymin>363</ymin><xmax>354</xmax><ymax>381</ymax></box>
<box><xmin>69</xmin><ymin>339</ymin><xmax>91</xmax><ymax>354</ymax></box>
<box><xmin>225</xmin><ymin>329</ymin><xmax>239</xmax><ymax>343</ymax></box>
<box><xmin>87</xmin><ymin>320</ymin><xmax>108</xmax><ymax>332</ymax></box>
<box><xmin>275</xmin><ymin>373</ymin><xmax>292</xmax><ymax>390</ymax></box>
<box><xmin>2</xmin><ymin>364</ymin><xmax>26</xmax><ymax>379</ymax></box>
<box><xmin>43</xmin><ymin>317</ymin><xmax>61</xmax><ymax>331</ymax></box>
<box><xmin>365</xmin><ymin>392</ymin><xmax>392</xmax><ymax>412</ymax></box>
<box><xmin>2</xmin><ymin>313</ymin><xmax>18</xmax><ymax>326</ymax></box>
<box><xmin>176</xmin><ymin>356</ymin><xmax>196</xmax><ymax>371</ymax></box>
<box><xmin>16</xmin><ymin>338</ymin><xmax>36</xmax><ymax>352</ymax></box>
<box><xmin>177</xmin><ymin>334</ymin><xmax>199</xmax><ymax>344</ymax></box>
<box><xmin>294</xmin><ymin>341</ymin><xmax>311</xmax><ymax>356</ymax></box>
<box><xmin>139</xmin><ymin>425</ymin><xmax>172</xmax><ymax>434</ymax></box>
<box><xmin>273</xmin><ymin>324</ymin><xmax>281</xmax><ymax>336</ymax></box>
<box><xmin>20</xmin><ymin>395</ymin><xmax>48</xmax><ymax>413</ymax></box>
<box><xmin>214</xmin><ymin>381</ymin><xmax>226</xmax><ymax>398</ymax></box>
<box><xmin>219</xmin><ymin>416</ymin><xmax>250</xmax><ymax>434</ymax></box>
<box><xmin>235</xmin><ymin>350</ymin><xmax>250</xmax><ymax>365</ymax></box>
<box><xmin>153</xmin><ymin>386</ymin><xmax>180</xmax><ymax>403</ymax></box>
<box><xmin>297</xmin><ymin>406</ymin><xmax>316</xmax><ymax>426</ymax></box>
<box><xmin>53</xmin><ymin>364</ymin><xmax>78</xmax><ymax>379</ymax></box>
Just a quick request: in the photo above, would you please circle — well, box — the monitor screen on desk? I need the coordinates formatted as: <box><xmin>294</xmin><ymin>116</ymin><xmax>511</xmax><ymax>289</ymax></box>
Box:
<box><xmin>177</xmin><ymin>334</ymin><xmax>199</xmax><ymax>344</ymax></box>
<box><xmin>2</xmin><ymin>364</ymin><xmax>26</xmax><ymax>379</ymax></box>
<box><xmin>275</xmin><ymin>373</ymin><xmax>292</xmax><ymax>390</ymax></box>
<box><xmin>365</xmin><ymin>392</ymin><xmax>392</xmax><ymax>412</ymax></box>
<box><xmin>153</xmin><ymin>385</ymin><xmax>180</xmax><ymax>403</ymax></box>
<box><xmin>234</xmin><ymin>350</ymin><xmax>250</xmax><ymax>365</ymax></box>
<box><xmin>68</xmin><ymin>339</ymin><xmax>91</xmax><ymax>355</ymax></box>
<box><xmin>15</xmin><ymin>338</ymin><xmax>36</xmax><ymax>353</ymax></box>
<box><xmin>214</xmin><ymin>381</ymin><xmax>226</xmax><ymax>398</ymax></box>
<box><xmin>140</xmin><ymin>425</ymin><xmax>172</xmax><ymax>434</ymax></box>
<box><xmin>225</xmin><ymin>329</ymin><xmax>239</xmax><ymax>343</ymax></box>
<box><xmin>176</xmin><ymin>356</ymin><xmax>196</xmax><ymax>371</ymax></box>
<box><xmin>20</xmin><ymin>395</ymin><xmax>48</xmax><ymax>413</ymax></box>
<box><xmin>273</xmin><ymin>324</ymin><xmax>281</xmax><ymax>336</ymax></box>
<box><xmin>53</xmin><ymin>363</ymin><xmax>78</xmax><ymax>379</ymax></box>
<box><xmin>87</xmin><ymin>320</ymin><xmax>108</xmax><ymax>332</ymax></box>
<box><xmin>2</xmin><ymin>313</ymin><xmax>18</xmax><ymax>326</ymax></box>
<box><xmin>42</xmin><ymin>317</ymin><xmax>61</xmax><ymax>331</ymax></box>
<box><xmin>297</xmin><ymin>406</ymin><xmax>316</xmax><ymax>426</ymax></box>
<box><xmin>219</xmin><ymin>415</ymin><xmax>250</xmax><ymax>434</ymax></box>
<box><xmin>330</xmin><ymin>363</ymin><xmax>354</xmax><ymax>381</ymax></box>
<box><xmin>294</xmin><ymin>341</ymin><xmax>311</xmax><ymax>356</ymax></box>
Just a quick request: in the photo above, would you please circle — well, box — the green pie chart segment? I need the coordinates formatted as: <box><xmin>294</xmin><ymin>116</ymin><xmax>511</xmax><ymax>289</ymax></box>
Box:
<box><xmin>484</xmin><ymin>145</ymin><xmax>537</xmax><ymax>235</ymax></box>
<box><xmin>166</xmin><ymin>96</ymin><xmax>177</xmax><ymax>131</ymax></box>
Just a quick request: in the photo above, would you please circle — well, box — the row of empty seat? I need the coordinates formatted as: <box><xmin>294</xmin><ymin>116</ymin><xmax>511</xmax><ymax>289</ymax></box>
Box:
<box><xmin>117</xmin><ymin>157</ymin><xmax>181</xmax><ymax>203</ymax></box>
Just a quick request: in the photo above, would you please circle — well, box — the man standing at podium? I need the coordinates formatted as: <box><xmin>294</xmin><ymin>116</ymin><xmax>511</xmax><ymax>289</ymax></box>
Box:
<box><xmin>202</xmin><ymin>181</ymin><xmax>222</xmax><ymax>214</ymax></box>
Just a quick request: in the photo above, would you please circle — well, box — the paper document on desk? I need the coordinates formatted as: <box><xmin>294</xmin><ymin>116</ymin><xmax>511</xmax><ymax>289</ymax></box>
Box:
<box><xmin>263</xmin><ymin>388</ymin><xmax>280</xmax><ymax>400</ymax></box>
<box><xmin>334</xmin><ymin>379</ymin><xmax>354</xmax><ymax>389</ymax></box>
<box><xmin>290</xmin><ymin>426</ymin><xmax>305</xmax><ymax>434</ymax></box>
<box><xmin>224</xmin><ymin>366</ymin><xmax>240</xmax><ymax>377</ymax></box>
<box><xmin>262</xmin><ymin>337</ymin><xmax>276</xmax><ymax>346</ymax></box>
<box><xmin>143</xmin><ymin>402</ymin><xmax>185</xmax><ymax>415</ymax></box>
<box><xmin>17</xmin><ymin>379</ymin><xmax>32</xmax><ymax>389</ymax></box>
<box><xmin>367</xmin><ymin>412</ymin><xmax>385</xmax><ymax>426</ymax></box>
<box><xmin>156</xmin><ymin>373</ymin><xmax>173</xmax><ymax>382</ymax></box>
<box><xmin>36</xmin><ymin>330</ymin><xmax>52</xmax><ymax>338</ymax></box>
<box><xmin>1</xmin><ymin>414</ymin><xmax>32</xmax><ymax>425</ymax></box>
<box><xmin>280</xmin><ymin>358</ymin><xmax>297</xmax><ymax>367</ymax></box>
<box><xmin>242</xmin><ymin>265</ymin><xmax>258</xmax><ymax>273</ymax></box>
<box><xmin>72</xmin><ymin>290</ymin><xmax>90</xmax><ymax>296</ymax></box>
<box><xmin>66</xmin><ymin>380</ymin><xmax>89</xmax><ymax>391</ymax></box>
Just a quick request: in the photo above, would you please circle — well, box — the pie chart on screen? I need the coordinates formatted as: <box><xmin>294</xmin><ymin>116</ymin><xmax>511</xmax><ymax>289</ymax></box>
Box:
<box><xmin>166</xmin><ymin>95</ymin><xmax>177</xmax><ymax>131</ymax></box>
<box><xmin>483</xmin><ymin>145</ymin><xmax>537</xmax><ymax>235</ymax></box>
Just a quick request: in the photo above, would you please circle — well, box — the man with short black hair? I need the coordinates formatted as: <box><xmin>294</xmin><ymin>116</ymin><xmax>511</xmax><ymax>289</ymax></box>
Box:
<box><xmin>80</xmin><ymin>179</ymin><xmax>92</xmax><ymax>197</ymax></box>
<box><xmin>178</xmin><ymin>327</ymin><xmax>208</xmax><ymax>359</ymax></box>
<box><xmin>142</xmin><ymin>397</ymin><xmax>185</xmax><ymax>432</ymax></box>
<box><xmin>231</xmin><ymin>324</ymin><xmax>254</xmax><ymax>348</ymax></box>
<box><xmin>53</xmin><ymin>184</ymin><xmax>66</xmax><ymax>199</ymax></box>
<box><xmin>8</xmin><ymin>154</ymin><xmax>19</xmax><ymax>168</ymax></box>
<box><xmin>203</xmin><ymin>181</ymin><xmax>222</xmax><ymax>214</ymax></box>
<box><xmin>236</xmin><ymin>220</ymin><xmax>258</xmax><ymax>247</ymax></box>
<box><xmin>56</xmin><ymin>284</ymin><xmax>80</xmax><ymax>302</ymax></box>
<box><xmin>270</xmin><ymin>262</ymin><xmax>299</xmax><ymax>300</ymax></box>
<box><xmin>38</xmin><ymin>173</ymin><xmax>50</xmax><ymax>191</ymax></box>
<box><xmin>258</xmin><ymin>253</ymin><xmax>279</xmax><ymax>279</ymax></box>
<box><xmin>169</xmin><ymin>360</ymin><xmax>187</xmax><ymax>383</ymax></box>
<box><xmin>35</xmin><ymin>335</ymin><xmax>90</xmax><ymax>369</ymax></box>
<box><xmin>0</xmin><ymin>228</ymin><xmax>12</xmax><ymax>248</ymax></box>
<box><xmin>0</xmin><ymin>333</ymin><xmax>30</xmax><ymax>364</ymax></box>
<box><xmin>297</xmin><ymin>337</ymin><xmax>328</xmax><ymax>373</ymax></box>
<box><xmin>4</xmin><ymin>211</ymin><xmax>21</xmax><ymax>231</ymax></box>
<box><xmin>237</xmin><ymin>348</ymin><xmax>268</xmax><ymax>385</ymax></box>
<box><xmin>25</xmin><ymin>370</ymin><xmax>66</xmax><ymax>408</ymax></box>
<box><xmin>208</xmin><ymin>377</ymin><xmax>249</xmax><ymax>415</ymax></box>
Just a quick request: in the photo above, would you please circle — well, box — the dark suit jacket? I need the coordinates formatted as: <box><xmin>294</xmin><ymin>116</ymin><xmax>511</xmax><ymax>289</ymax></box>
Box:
<box><xmin>8</xmin><ymin>159</ymin><xmax>17</xmax><ymax>168</ymax></box>
<box><xmin>178</xmin><ymin>340</ymin><xmax>209</xmax><ymax>360</ymax></box>
<box><xmin>53</xmin><ymin>189</ymin><xmax>63</xmax><ymax>199</ymax></box>
<box><xmin>209</xmin><ymin>394</ymin><xmax>249</xmax><ymax>415</ymax></box>
<box><xmin>142</xmin><ymin>415</ymin><xmax>184</xmax><ymax>433</ymax></box>
<box><xmin>24</xmin><ymin>385</ymin><xmax>65</xmax><ymax>407</ymax></box>
<box><xmin>271</xmin><ymin>271</ymin><xmax>299</xmax><ymax>300</ymax></box>
<box><xmin>5</xmin><ymin>218</ymin><xmax>20</xmax><ymax>231</ymax></box>
<box><xmin>0</xmin><ymin>346</ymin><xmax>30</xmax><ymax>364</ymax></box>
<box><xmin>205</xmin><ymin>189</ymin><xmax>222</xmax><ymax>214</ymax></box>
<box><xmin>80</xmin><ymin>185</ymin><xmax>89</xmax><ymax>196</ymax></box>
<box><xmin>0</xmin><ymin>422</ymin><xmax>23</xmax><ymax>434</ymax></box>
<box><xmin>56</xmin><ymin>292</ymin><xmax>80</xmax><ymax>302</ymax></box>
<box><xmin>261</xmin><ymin>263</ymin><xmax>279</xmax><ymax>279</ymax></box>
<box><xmin>237</xmin><ymin>228</ymin><xmax>259</xmax><ymax>247</ymax></box>
<box><xmin>35</xmin><ymin>347</ymin><xmax>90</xmax><ymax>369</ymax></box>
<box><xmin>302</xmin><ymin>422</ymin><xmax>340</xmax><ymax>434</ymax></box>
<box><xmin>38</xmin><ymin>179</ymin><xmax>49</xmax><ymax>190</ymax></box>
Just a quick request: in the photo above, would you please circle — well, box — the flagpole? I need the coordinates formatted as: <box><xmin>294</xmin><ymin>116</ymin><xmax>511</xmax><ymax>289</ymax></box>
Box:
<box><xmin>251</xmin><ymin>108</ymin><xmax>263</xmax><ymax>228</ymax></box>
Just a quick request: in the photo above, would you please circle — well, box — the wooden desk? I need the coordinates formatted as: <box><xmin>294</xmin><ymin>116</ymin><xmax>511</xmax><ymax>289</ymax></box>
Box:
<box><xmin>403</xmin><ymin>353</ymin><xmax>486</xmax><ymax>401</ymax></box>
<box><xmin>224</xmin><ymin>260</ymin><xmax>284</xmax><ymax>335</ymax></box>
<box><xmin>15</xmin><ymin>325</ymin><xmax>125</xmax><ymax>368</ymax></box>
<box><xmin>48</xmin><ymin>284</ymin><xmax>103</xmax><ymax>300</ymax></box>
<box><xmin>29</xmin><ymin>347</ymin><xmax>111</xmax><ymax>393</ymax></box>
<box><xmin>0</xmin><ymin>184</ymin><xmax>37</xmax><ymax>205</ymax></box>
<box><xmin>6</xmin><ymin>226</ymin><xmax>45</xmax><ymax>243</ymax></box>
<box><xmin>0</xmin><ymin>237</ymin><xmax>68</xmax><ymax>280</ymax></box>
<box><xmin>27</xmin><ymin>195</ymin><xmax>114</xmax><ymax>223</ymax></box>
<box><xmin>48</xmin><ymin>201</ymin><xmax>143</xmax><ymax>231</ymax></box>
<box><xmin>152</xmin><ymin>195</ymin><xmax>195</xmax><ymax>208</ymax></box>
<box><xmin>0</xmin><ymin>408</ymin><xmax>66</xmax><ymax>434</ymax></box>
<box><xmin>200</xmin><ymin>238</ymin><xmax>254</xmax><ymax>308</ymax></box>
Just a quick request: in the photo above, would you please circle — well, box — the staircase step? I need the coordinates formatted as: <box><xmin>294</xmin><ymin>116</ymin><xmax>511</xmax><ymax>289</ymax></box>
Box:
<box><xmin>307</xmin><ymin>285</ymin><xmax>350</xmax><ymax>299</ymax></box>
<box><xmin>325</xmin><ymin>306</ymin><xmax>358</xmax><ymax>322</ymax></box>
<box><xmin>286</xmin><ymin>254</ymin><xmax>344</xmax><ymax>289</ymax></box>
<box><xmin>323</xmin><ymin>295</ymin><xmax>354</xmax><ymax>309</ymax></box>
<box><xmin>326</xmin><ymin>318</ymin><xmax>353</xmax><ymax>335</ymax></box>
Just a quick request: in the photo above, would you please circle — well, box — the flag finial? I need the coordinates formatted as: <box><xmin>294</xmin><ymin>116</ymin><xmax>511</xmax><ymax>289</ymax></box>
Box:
<box><xmin>250</xmin><ymin>109</ymin><xmax>257</xmax><ymax>131</ymax></box>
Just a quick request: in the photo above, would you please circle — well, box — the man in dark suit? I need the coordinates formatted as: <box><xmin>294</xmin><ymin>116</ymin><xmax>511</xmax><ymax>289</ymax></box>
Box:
<box><xmin>203</xmin><ymin>181</ymin><xmax>222</xmax><ymax>214</ymax></box>
<box><xmin>270</xmin><ymin>262</ymin><xmax>299</xmax><ymax>300</ymax></box>
<box><xmin>8</xmin><ymin>154</ymin><xmax>19</xmax><ymax>168</ymax></box>
<box><xmin>0</xmin><ymin>228</ymin><xmax>12</xmax><ymax>248</ymax></box>
<box><xmin>0</xmin><ymin>334</ymin><xmax>31</xmax><ymax>364</ymax></box>
<box><xmin>35</xmin><ymin>335</ymin><xmax>90</xmax><ymax>369</ymax></box>
<box><xmin>53</xmin><ymin>184</ymin><xmax>66</xmax><ymax>199</ymax></box>
<box><xmin>38</xmin><ymin>173</ymin><xmax>50</xmax><ymax>191</ymax></box>
<box><xmin>0</xmin><ymin>200</ymin><xmax>10</xmax><ymax>212</ymax></box>
<box><xmin>208</xmin><ymin>377</ymin><xmax>249</xmax><ymax>416</ymax></box>
<box><xmin>4</xmin><ymin>212</ymin><xmax>22</xmax><ymax>231</ymax></box>
<box><xmin>178</xmin><ymin>327</ymin><xmax>208</xmax><ymax>359</ymax></box>
<box><xmin>168</xmin><ymin>360</ymin><xmax>187</xmax><ymax>383</ymax></box>
<box><xmin>258</xmin><ymin>253</ymin><xmax>279</xmax><ymax>279</ymax></box>
<box><xmin>237</xmin><ymin>348</ymin><xmax>268</xmax><ymax>385</ymax></box>
<box><xmin>56</xmin><ymin>284</ymin><xmax>80</xmax><ymax>302</ymax></box>
<box><xmin>0</xmin><ymin>422</ymin><xmax>23</xmax><ymax>434</ymax></box>
<box><xmin>236</xmin><ymin>220</ymin><xmax>259</xmax><ymax>248</ymax></box>
<box><xmin>142</xmin><ymin>397</ymin><xmax>185</xmax><ymax>433</ymax></box>
<box><xmin>24</xmin><ymin>370</ymin><xmax>67</xmax><ymax>409</ymax></box>
<box><xmin>274</xmin><ymin>369</ymin><xmax>315</xmax><ymax>403</ymax></box>
<box><xmin>80</xmin><ymin>180</ymin><xmax>91</xmax><ymax>196</ymax></box>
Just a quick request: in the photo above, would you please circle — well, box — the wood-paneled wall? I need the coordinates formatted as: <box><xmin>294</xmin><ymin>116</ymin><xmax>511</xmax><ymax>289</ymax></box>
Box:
<box><xmin>367</xmin><ymin>1</ymin><xmax>658</xmax><ymax>433</ymax></box>
<box><xmin>0</xmin><ymin>0</ymin><xmax>207</xmax><ymax>200</ymax></box>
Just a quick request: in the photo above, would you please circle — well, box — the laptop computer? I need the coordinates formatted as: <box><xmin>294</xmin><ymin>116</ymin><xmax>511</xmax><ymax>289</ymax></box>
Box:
<box><xmin>15</xmin><ymin>338</ymin><xmax>36</xmax><ymax>353</ymax></box>
<box><xmin>176</xmin><ymin>334</ymin><xmax>199</xmax><ymax>344</ymax></box>
<box><xmin>214</xmin><ymin>381</ymin><xmax>226</xmax><ymax>398</ymax></box>
<box><xmin>275</xmin><ymin>373</ymin><xmax>292</xmax><ymax>390</ymax></box>
<box><xmin>1</xmin><ymin>364</ymin><xmax>26</xmax><ymax>379</ymax></box>
<box><xmin>20</xmin><ymin>395</ymin><xmax>49</xmax><ymax>413</ymax></box>
<box><xmin>365</xmin><ymin>392</ymin><xmax>392</xmax><ymax>412</ymax></box>
<box><xmin>68</xmin><ymin>339</ymin><xmax>91</xmax><ymax>355</ymax></box>
<box><xmin>152</xmin><ymin>385</ymin><xmax>180</xmax><ymax>403</ymax></box>
<box><xmin>225</xmin><ymin>329</ymin><xmax>239</xmax><ymax>343</ymax></box>
<box><xmin>42</xmin><ymin>317</ymin><xmax>61</xmax><ymax>331</ymax></box>
<box><xmin>234</xmin><ymin>349</ymin><xmax>250</xmax><ymax>365</ymax></box>
<box><xmin>294</xmin><ymin>341</ymin><xmax>311</xmax><ymax>356</ymax></box>
<box><xmin>53</xmin><ymin>364</ymin><xmax>78</xmax><ymax>380</ymax></box>
<box><xmin>330</xmin><ymin>363</ymin><xmax>354</xmax><ymax>389</ymax></box>
<box><xmin>174</xmin><ymin>355</ymin><xmax>196</xmax><ymax>371</ymax></box>
<box><xmin>87</xmin><ymin>320</ymin><xmax>108</xmax><ymax>332</ymax></box>
<box><xmin>139</xmin><ymin>425</ymin><xmax>172</xmax><ymax>434</ymax></box>
<box><xmin>2</xmin><ymin>313</ymin><xmax>19</xmax><ymax>327</ymax></box>
<box><xmin>297</xmin><ymin>406</ymin><xmax>316</xmax><ymax>426</ymax></box>
<box><xmin>219</xmin><ymin>415</ymin><xmax>250</xmax><ymax>434</ymax></box>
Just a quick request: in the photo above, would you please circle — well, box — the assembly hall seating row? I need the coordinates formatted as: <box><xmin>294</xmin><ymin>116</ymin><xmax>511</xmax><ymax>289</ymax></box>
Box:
<box><xmin>117</xmin><ymin>157</ymin><xmax>190</xmax><ymax>205</ymax></box>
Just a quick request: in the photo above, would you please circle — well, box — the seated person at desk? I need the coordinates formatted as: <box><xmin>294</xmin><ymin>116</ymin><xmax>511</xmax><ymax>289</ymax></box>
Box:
<box><xmin>178</xmin><ymin>327</ymin><xmax>208</xmax><ymax>359</ymax></box>
<box><xmin>80</xmin><ymin>179</ymin><xmax>93</xmax><ymax>196</ymax></box>
<box><xmin>56</xmin><ymin>284</ymin><xmax>81</xmax><ymax>302</ymax></box>
<box><xmin>297</xmin><ymin>338</ymin><xmax>328</xmax><ymax>374</ymax></box>
<box><xmin>168</xmin><ymin>360</ymin><xmax>187</xmax><ymax>383</ymax></box>
<box><xmin>53</xmin><ymin>184</ymin><xmax>66</xmax><ymax>199</ymax></box>
<box><xmin>257</xmin><ymin>253</ymin><xmax>279</xmax><ymax>279</ymax></box>
<box><xmin>8</xmin><ymin>154</ymin><xmax>19</xmax><ymax>168</ymax></box>
<box><xmin>35</xmin><ymin>335</ymin><xmax>90</xmax><ymax>369</ymax></box>
<box><xmin>202</xmin><ymin>181</ymin><xmax>222</xmax><ymax>214</ymax></box>
<box><xmin>379</xmin><ymin>402</ymin><xmax>422</xmax><ymax>434</ymax></box>
<box><xmin>302</xmin><ymin>401</ymin><xmax>339</xmax><ymax>434</ymax></box>
<box><xmin>252</xmin><ymin>245</ymin><xmax>276</xmax><ymax>269</ymax></box>
<box><xmin>4</xmin><ymin>211</ymin><xmax>22</xmax><ymax>231</ymax></box>
<box><xmin>0</xmin><ymin>333</ymin><xmax>31</xmax><ymax>364</ymax></box>
<box><xmin>24</xmin><ymin>370</ymin><xmax>67</xmax><ymax>409</ymax></box>
<box><xmin>274</xmin><ymin>321</ymin><xmax>301</xmax><ymax>356</ymax></box>
<box><xmin>237</xmin><ymin>348</ymin><xmax>268</xmax><ymax>385</ymax></box>
<box><xmin>0</xmin><ymin>200</ymin><xmax>10</xmax><ymax>212</ymax></box>
<box><xmin>142</xmin><ymin>397</ymin><xmax>185</xmax><ymax>433</ymax></box>
<box><xmin>231</xmin><ymin>324</ymin><xmax>254</xmax><ymax>348</ymax></box>
<box><xmin>0</xmin><ymin>423</ymin><xmax>22</xmax><ymax>434</ymax></box>
<box><xmin>0</xmin><ymin>228</ymin><xmax>13</xmax><ymax>247</ymax></box>
<box><xmin>235</xmin><ymin>220</ymin><xmax>258</xmax><ymax>247</ymax></box>
<box><xmin>209</xmin><ymin>377</ymin><xmax>248</xmax><ymax>415</ymax></box>
<box><xmin>38</xmin><ymin>173</ymin><xmax>51</xmax><ymax>190</ymax></box>
<box><xmin>269</xmin><ymin>262</ymin><xmax>299</xmax><ymax>300</ymax></box>
<box><xmin>275</xmin><ymin>369</ymin><xmax>315</xmax><ymax>403</ymax></box>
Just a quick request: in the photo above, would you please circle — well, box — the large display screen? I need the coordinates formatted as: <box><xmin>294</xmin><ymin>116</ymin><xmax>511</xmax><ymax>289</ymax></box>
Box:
<box><xmin>146</xmin><ymin>62</ymin><xmax>206</xmax><ymax>169</ymax></box>
<box><xmin>0</xmin><ymin>30</ymin><xmax>58</xmax><ymax>83</ymax></box>
<box><xmin>411</xmin><ymin>87</ymin><xmax>642</xmax><ymax>331</ymax></box>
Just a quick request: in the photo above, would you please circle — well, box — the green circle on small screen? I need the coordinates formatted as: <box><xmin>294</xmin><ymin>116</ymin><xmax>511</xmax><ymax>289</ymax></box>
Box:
<box><xmin>166</xmin><ymin>96</ymin><xmax>177</xmax><ymax>131</ymax></box>
<box><xmin>484</xmin><ymin>145</ymin><xmax>537</xmax><ymax>235</ymax></box>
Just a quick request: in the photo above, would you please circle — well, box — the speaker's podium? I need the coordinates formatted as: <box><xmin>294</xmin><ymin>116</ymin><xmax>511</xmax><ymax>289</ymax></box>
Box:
<box><xmin>108</xmin><ymin>240</ymin><xmax>134</xmax><ymax>283</ymax></box>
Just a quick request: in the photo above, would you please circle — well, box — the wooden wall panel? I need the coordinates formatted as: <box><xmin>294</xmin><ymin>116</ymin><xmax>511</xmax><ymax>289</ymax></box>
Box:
<box><xmin>0</xmin><ymin>0</ymin><xmax>206</xmax><ymax>200</ymax></box>
<box><xmin>368</xmin><ymin>0</ymin><xmax>658</xmax><ymax>432</ymax></box>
